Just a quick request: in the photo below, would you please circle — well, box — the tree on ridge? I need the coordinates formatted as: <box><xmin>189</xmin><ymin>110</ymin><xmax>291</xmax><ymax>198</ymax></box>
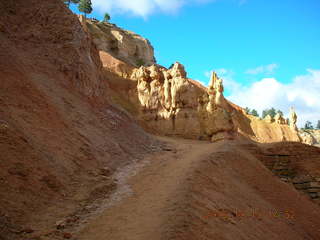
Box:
<box><xmin>78</xmin><ymin>0</ymin><xmax>93</xmax><ymax>18</ymax></box>
<box><xmin>251</xmin><ymin>109</ymin><xmax>259</xmax><ymax>117</ymax></box>
<box><xmin>304</xmin><ymin>121</ymin><xmax>314</xmax><ymax>130</ymax></box>
<box><xmin>62</xmin><ymin>0</ymin><xmax>80</xmax><ymax>8</ymax></box>
<box><xmin>103</xmin><ymin>13</ymin><xmax>111</xmax><ymax>22</ymax></box>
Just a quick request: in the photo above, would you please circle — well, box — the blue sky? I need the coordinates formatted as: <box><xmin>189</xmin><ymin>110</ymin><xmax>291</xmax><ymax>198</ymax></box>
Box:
<box><xmin>70</xmin><ymin>0</ymin><xmax>320</xmax><ymax>126</ymax></box>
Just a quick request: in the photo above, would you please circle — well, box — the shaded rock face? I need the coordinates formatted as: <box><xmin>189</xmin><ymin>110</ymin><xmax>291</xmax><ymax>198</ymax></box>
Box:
<box><xmin>244</xmin><ymin>141</ymin><xmax>320</xmax><ymax>205</ymax></box>
<box><xmin>85</xmin><ymin>19</ymin><xmax>155</xmax><ymax>67</ymax></box>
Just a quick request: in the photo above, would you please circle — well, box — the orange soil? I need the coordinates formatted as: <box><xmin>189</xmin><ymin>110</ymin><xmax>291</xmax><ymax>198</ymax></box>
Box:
<box><xmin>75</xmin><ymin>137</ymin><xmax>320</xmax><ymax>240</ymax></box>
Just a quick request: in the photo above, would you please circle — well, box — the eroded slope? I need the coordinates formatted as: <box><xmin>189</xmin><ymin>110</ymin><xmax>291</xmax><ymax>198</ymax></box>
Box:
<box><xmin>0</xmin><ymin>1</ymin><xmax>157</xmax><ymax>239</ymax></box>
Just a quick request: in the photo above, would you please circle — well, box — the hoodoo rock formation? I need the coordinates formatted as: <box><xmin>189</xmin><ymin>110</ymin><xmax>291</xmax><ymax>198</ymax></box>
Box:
<box><xmin>82</xmin><ymin>19</ymin><xmax>302</xmax><ymax>144</ymax></box>
<box><xmin>104</xmin><ymin>57</ymin><xmax>301</xmax><ymax>143</ymax></box>
<box><xmin>274</xmin><ymin>113</ymin><xmax>286</xmax><ymax>124</ymax></box>
<box><xmin>198</xmin><ymin>72</ymin><xmax>234</xmax><ymax>141</ymax></box>
<box><xmin>130</xmin><ymin>62</ymin><xmax>205</xmax><ymax>138</ymax></box>
<box><xmin>290</xmin><ymin>107</ymin><xmax>298</xmax><ymax>132</ymax></box>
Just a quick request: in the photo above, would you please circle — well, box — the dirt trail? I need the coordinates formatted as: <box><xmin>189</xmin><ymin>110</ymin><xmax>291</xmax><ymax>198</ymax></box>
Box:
<box><xmin>75</xmin><ymin>137</ymin><xmax>320</xmax><ymax>240</ymax></box>
<box><xmin>76</xmin><ymin>137</ymin><xmax>215</xmax><ymax>240</ymax></box>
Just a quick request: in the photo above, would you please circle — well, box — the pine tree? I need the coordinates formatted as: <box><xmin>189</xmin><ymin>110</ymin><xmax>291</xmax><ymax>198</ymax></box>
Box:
<box><xmin>269</xmin><ymin>107</ymin><xmax>276</xmax><ymax>118</ymax></box>
<box><xmin>304</xmin><ymin>121</ymin><xmax>313</xmax><ymax>130</ymax></box>
<box><xmin>262</xmin><ymin>108</ymin><xmax>277</xmax><ymax>118</ymax></box>
<box><xmin>103</xmin><ymin>13</ymin><xmax>111</xmax><ymax>22</ymax></box>
<box><xmin>317</xmin><ymin>120</ymin><xmax>320</xmax><ymax>129</ymax></box>
<box><xmin>78</xmin><ymin>0</ymin><xmax>93</xmax><ymax>18</ymax></box>
<box><xmin>262</xmin><ymin>109</ymin><xmax>268</xmax><ymax>119</ymax></box>
<box><xmin>251</xmin><ymin>109</ymin><xmax>259</xmax><ymax>117</ymax></box>
<box><xmin>276</xmin><ymin>110</ymin><xmax>283</xmax><ymax>116</ymax></box>
<box><xmin>244</xmin><ymin>107</ymin><xmax>250</xmax><ymax>114</ymax></box>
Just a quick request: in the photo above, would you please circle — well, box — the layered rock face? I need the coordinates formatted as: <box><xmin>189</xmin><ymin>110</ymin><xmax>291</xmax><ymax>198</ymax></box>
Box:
<box><xmin>85</xmin><ymin>19</ymin><xmax>155</xmax><ymax>67</ymax></box>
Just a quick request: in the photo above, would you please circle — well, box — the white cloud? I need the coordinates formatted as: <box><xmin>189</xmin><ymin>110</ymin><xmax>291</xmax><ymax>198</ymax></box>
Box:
<box><xmin>92</xmin><ymin>0</ymin><xmax>216</xmax><ymax>18</ymax></box>
<box><xmin>226</xmin><ymin>69</ymin><xmax>320</xmax><ymax>127</ymax></box>
<box><xmin>245</xmin><ymin>63</ymin><xmax>278</xmax><ymax>75</ymax></box>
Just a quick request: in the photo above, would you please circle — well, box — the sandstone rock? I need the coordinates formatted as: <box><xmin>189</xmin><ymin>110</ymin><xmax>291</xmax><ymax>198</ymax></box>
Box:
<box><xmin>264</xmin><ymin>115</ymin><xmax>274</xmax><ymax>123</ymax></box>
<box><xmin>289</xmin><ymin>107</ymin><xmax>298</xmax><ymax>131</ymax></box>
<box><xmin>99</xmin><ymin>51</ymin><xmax>135</xmax><ymax>78</ymax></box>
<box><xmin>106</xmin><ymin>61</ymin><xmax>301</xmax><ymax>143</ymax></box>
<box><xmin>274</xmin><ymin>113</ymin><xmax>285</xmax><ymax>124</ymax></box>
<box><xmin>300</xmin><ymin>131</ymin><xmax>317</xmax><ymax>145</ymax></box>
<box><xmin>90</xmin><ymin>21</ymin><xmax>301</xmax><ymax>144</ymax></box>
<box><xmin>85</xmin><ymin>19</ymin><xmax>155</xmax><ymax>67</ymax></box>
<box><xmin>299</xmin><ymin>129</ymin><xmax>320</xmax><ymax>146</ymax></box>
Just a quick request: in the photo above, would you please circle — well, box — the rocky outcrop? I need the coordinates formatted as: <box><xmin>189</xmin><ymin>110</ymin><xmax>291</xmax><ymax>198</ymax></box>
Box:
<box><xmin>264</xmin><ymin>115</ymin><xmax>274</xmax><ymax>123</ymax></box>
<box><xmin>85</xmin><ymin>19</ymin><xmax>155</xmax><ymax>67</ymax></box>
<box><xmin>130</xmin><ymin>62</ymin><xmax>205</xmax><ymax>139</ymax></box>
<box><xmin>300</xmin><ymin>130</ymin><xmax>320</xmax><ymax>146</ymax></box>
<box><xmin>79</xmin><ymin>13</ymin><xmax>301</xmax><ymax>144</ymax></box>
<box><xmin>244</xmin><ymin>141</ymin><xmax>320</xmax><ymax>205</ymax></box>
<box><xmin>106</xmin><ymin>60</ymin><xmax>300</xmax><ymax>143</ymax></box>
<box><xmin>197</xmin><ymin>72</ymin><xmax>234</xmax><ymax>141</ymax></box>
<box><xmin>289</xmin><ymin>107</ymin><xmax>298</xmax><ymax>132</ymax></box>
<box><xmin>274</xmin><ymin>113</ymin><xmax>286</xmax><ymax>124</ymax></box>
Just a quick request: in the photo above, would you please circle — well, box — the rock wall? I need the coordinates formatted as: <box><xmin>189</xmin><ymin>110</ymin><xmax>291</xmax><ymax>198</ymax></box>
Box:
<box><xmin>85</xmin><ymin>19</ymin><xmax>155</xmax><ymax>67</ymax></box>
<box><xmin>245</xmin><ymin>141</ymin><xmax>320</xmax><ymax>205</ymax></box>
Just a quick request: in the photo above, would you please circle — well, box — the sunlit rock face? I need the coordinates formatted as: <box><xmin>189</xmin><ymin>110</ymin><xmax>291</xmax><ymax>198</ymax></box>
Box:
<box><xmin>102</xmin><ymin>59</ymin><xmax>301</xmax><ymax>142</ymax></box>
<box><xmin>88</xmin><ymin>21</ymin><xmax>302</xmax><ymax>143</ymax></box>
<box><xmin>85</xmin><ymin>19</ymin><xmax>156</xmax><ymax>67</ymax></box>
<box><xmin>131</xmin><ymin>62</ymin><xmax>204</xmax><ymax>139</ymax></box>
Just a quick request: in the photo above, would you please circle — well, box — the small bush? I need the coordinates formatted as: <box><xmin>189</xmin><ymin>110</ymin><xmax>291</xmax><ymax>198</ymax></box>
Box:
<box><xmin>136</xmin><ymin>59</ymin><xmax>145</xmax><ymax>67</ymax></box>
